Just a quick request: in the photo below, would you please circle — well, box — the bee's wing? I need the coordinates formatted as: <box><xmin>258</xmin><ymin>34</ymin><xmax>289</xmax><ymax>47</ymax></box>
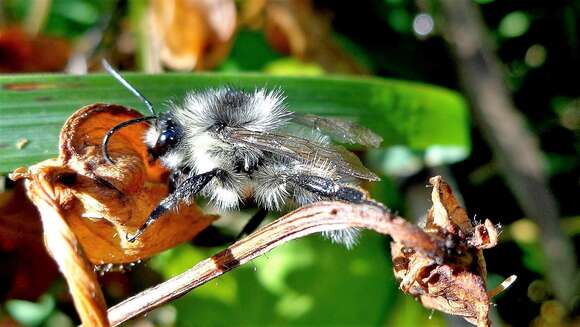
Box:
<box><xmin>292</xmin><ymin>113</ymin><xmax>383</xmax><ymax>148</ymax></box>
<box><xmin>226</xmin><ymin>128</ymin><xmax>380</xmax><ymax>181</ymax></box>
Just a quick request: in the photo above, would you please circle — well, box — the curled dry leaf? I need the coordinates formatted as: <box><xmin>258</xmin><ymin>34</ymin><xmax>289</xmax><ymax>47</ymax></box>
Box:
<box><xmin>391</xmin><ymin>176</ymin><xmax>513</xmax><ymax>327</ymax></box>
<box><xmin>261</xmin><ymin>0</ymin><xmax>368</xmax><ymax>74</ymax></box>
<box><xmin>11</xmin><ymin>103</ymin><xmax>216</xmax><ymax>265</ymax></box>
<box><xmin>9</xmin><ymin>103</ymin><xmax>216</xmax><ymax>325</ymax></box>
<box><xmin>149</xmin><ymin>0</ymin><xmax>236</xmax><ymax>70</ymax></box>
<box><xmin>15</xmin><ymin>166</ymin><xmax>110</xmax><ymax>327</ymax></box>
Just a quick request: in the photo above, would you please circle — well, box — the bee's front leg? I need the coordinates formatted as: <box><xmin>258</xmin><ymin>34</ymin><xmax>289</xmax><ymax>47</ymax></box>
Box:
<box><xmin>126</xmin><ymin>168</ymin><xmax>224</xmax><ymax>242</ymax></box>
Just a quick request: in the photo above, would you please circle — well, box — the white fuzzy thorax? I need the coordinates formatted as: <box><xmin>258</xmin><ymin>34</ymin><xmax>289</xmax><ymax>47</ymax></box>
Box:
<box><xmin>174</xmin><ymin>88</ymin><xmax>291</xmax><ymax>134</ymax></box>
<box><xmin>164</xmin><ymin>88</ymin><xmax>292</xmax><ymax>209</ymax></box>
<box><xmin>144</xmin><ymin>87</ymin><xmax>365</xmax><ymax>247</ymax></box>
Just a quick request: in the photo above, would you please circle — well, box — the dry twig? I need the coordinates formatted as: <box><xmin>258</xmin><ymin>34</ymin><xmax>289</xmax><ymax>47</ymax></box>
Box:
<box><xmin>107</xmin><ymin>201</ymin><xmax>434</xmax><ymax>326</ymax></box>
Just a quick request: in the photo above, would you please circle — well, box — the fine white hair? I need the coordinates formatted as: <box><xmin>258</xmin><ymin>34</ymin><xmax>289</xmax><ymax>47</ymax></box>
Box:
<box><xmin>147</xmin><ymin>87</ymin><xmax>366</xmax><ymax>247</ymax></box>
<box><xmin>173</xmin><ymin>88</ymin><xmax>291</xmax><ymax>135</ymax></box>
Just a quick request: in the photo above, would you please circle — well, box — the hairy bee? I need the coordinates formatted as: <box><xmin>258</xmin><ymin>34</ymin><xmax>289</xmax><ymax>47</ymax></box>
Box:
<box><xmin>101</xmin><ymin>60</ymin><xmax>382</xmax><ymax>247</ymax></box>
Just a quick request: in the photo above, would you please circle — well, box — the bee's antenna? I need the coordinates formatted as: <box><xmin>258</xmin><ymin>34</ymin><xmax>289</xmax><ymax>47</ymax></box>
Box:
<box><xmin>101</xmin><ymin>59</ymin><xmax>156</xmax><ymax>116</ymax></box>
<box><xmin>102</xmin><ymin>115</ymin><xmax>157</xmax><ymax>164</ymax></box>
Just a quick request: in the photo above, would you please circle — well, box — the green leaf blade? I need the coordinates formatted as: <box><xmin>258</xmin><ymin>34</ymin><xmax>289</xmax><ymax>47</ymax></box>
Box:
<box><xmin>0</xmin><ymin>73</ymin><xmax>470</xmax><ymax>174</ymax></box>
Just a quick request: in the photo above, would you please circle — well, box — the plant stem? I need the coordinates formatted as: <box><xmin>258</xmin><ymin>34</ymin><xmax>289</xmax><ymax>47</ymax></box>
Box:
<box><xmin>105</xmin><ymin>202</ymin><xmax>438</xmax><ymax>326</ymax></box>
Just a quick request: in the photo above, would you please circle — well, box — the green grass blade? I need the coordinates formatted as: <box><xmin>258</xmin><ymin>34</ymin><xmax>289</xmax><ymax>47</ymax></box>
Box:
<box><xmin>0</xmin><ymin>73</ymin><xmax>470</xmax><ymax>174</ymax></box>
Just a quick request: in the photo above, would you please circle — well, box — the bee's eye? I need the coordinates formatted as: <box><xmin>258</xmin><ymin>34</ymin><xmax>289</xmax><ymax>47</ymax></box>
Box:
<box><xmin>159</xmin><ymin>129</ymin><xmax>176</xmax><ymax>144</ymax></box>
<box><xmin>152</xmin><ymin>128</ymin><xmax>178</xmax><ymax>158</ymax></box>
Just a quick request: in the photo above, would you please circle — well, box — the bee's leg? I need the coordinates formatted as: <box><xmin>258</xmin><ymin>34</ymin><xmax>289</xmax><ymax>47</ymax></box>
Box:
<box><xmin>289</xmin><ymin>175</ymin><xmax>366</xmax><ymax>203</ymax></box>
<box><xmin>168</xmin><ymin>170</ymin><xmax>181</xmax><ymax>192</ymax></box>
<box><xmin>291</xmin><ymin>175</ymin><xmax>388</xmax><ymax>214</ymax></box>
<box><xmin>191</xmin><ymin>208</ymin><xmax>268</xmax><ymax>247</ymax></box>
<box><xmin>191</xmin><ymin>225</ymin><xmax>235</xmax><ymax>247</ymax></box>
<box><xmin>289</xmin><ymin>174</ymin><xmax>371</xmax><ymax>248</ymax></box>
<box><xmin>236</xmin><ymin>208</ymin><xmax>269</xmax><ymax>239</ymax></box>
<box><xmin>168</xmin><ymin>167</ymin><xmax>190</xmax><ymax>192</ymax></box>
<box><xmin>126</xmin><ymin>168</ymin><xmax>224</xmax><ymax>242</ymax></box>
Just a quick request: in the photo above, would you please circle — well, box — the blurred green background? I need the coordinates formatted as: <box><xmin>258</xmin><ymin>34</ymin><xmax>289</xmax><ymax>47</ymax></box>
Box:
<box><xmin>0</xmin><ymin>0</ymin><xmax>578</xmax><ymax>326</ymax></box>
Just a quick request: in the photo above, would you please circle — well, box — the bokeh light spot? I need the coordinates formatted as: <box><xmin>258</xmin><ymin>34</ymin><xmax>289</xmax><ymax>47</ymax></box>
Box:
<box><xmin>510</xmin><ymin>219</ymin><xmax>539</xmax><ymax>243</ymax></box>
<box><xmin>527</xmin><ymin>280</ymin><xmax>549</xmax><ymax>303</ymax></box>
<box><xmin>499</xmin><ymin>11</ymin><xmax>530</xmax><ymax>38</ymax></box>
<box><xmin>413</xmin><ymin>13</ymin><xmax>434</xmax><ymax>37</ymax></box>
<box><xmin>525</xmin><ymin>44</ymin><xmax>547</xmax><ymax>67</ymax></box>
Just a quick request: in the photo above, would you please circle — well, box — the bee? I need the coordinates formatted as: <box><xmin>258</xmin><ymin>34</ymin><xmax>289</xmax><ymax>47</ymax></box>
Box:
<box><xmin>101</xmin><ymin>60</ymin><xmax>382</xmax><ymax>247</ymax></box>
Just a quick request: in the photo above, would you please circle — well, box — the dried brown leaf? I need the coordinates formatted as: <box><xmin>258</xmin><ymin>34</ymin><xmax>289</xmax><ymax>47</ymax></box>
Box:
<box><xmin>150</xmin><ymin>0</ymin><xmax>236</xmax><ymax>70</ymax></box>
<box><xmin>10</xmin><ymin>103</ymin><xmax>217</xmax><ymax>326</ymax></box>
<box><xmin>427</xmin><ymin>176</ymin><xmax>473</xmax><ymax>233</ymax></box>
<box><xmin>261</xmin><ymin>0</ymin><xmax>368</xmax><ymax>74</ymax></box>
<box><xmin>470</xmin><ymin>219</ymin><xmax>499</xmax><ymax>250</ymax></box>
<box><xmin>12</xmin><ymin>104</ymin><xmax>216</xmax><ymax>264</ymax></box>
<box><xmin>391</xmin><ymin>176</ymin><xmax>511</xmax><ymax>327</ymax></box>
<box><xmin>20</xmin><ymin>170</ymin><xmax>109</xmax><ymax>327</ymax></box>
<box><xmin>265</xmin><ymin>3</ymin><xmax>307</xmax><ymax>56</ymax></box>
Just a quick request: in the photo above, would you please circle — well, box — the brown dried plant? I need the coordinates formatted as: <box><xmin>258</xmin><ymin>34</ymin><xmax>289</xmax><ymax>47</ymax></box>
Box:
<box><xmin>144</xmin><ymin>0</ymin><xmax>365</xmax><ymax>73</ymax></box>
<box><xmin>391</xmin><ymin>176</ymin><xmax>515</xmax><ymax>327</ymax></box>
<box><xmin>10</xmin><ymin>104</ymin><xmax>216</xmax><ymax>326</ymax></box>
<box><xmin>148</xmin><ymin>0</ymin><xmax>236</xmax><ymax>71</ymax></box>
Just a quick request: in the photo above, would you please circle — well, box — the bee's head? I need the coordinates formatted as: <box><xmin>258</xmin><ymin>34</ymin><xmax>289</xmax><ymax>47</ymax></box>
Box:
<box><xmin>101</xmin><ymin>112</ymin><xmax>184</xmax><ymax>166</ymax></box>
<box><xmin>145</xmin><ymin>113</ymin><xmax>182</xmax><ymax>159</ymax></box>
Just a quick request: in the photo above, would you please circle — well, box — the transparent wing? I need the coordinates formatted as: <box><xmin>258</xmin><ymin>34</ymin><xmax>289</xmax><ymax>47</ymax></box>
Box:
<box><xmin>225</xmin><ymin>128</ymin><xmax>379</xmax><ymax>181</ymax></box>
<box><xmin>292</xmin><ymin>113</ymin><xmax>383</xmax><ymax>148</ymax></box>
